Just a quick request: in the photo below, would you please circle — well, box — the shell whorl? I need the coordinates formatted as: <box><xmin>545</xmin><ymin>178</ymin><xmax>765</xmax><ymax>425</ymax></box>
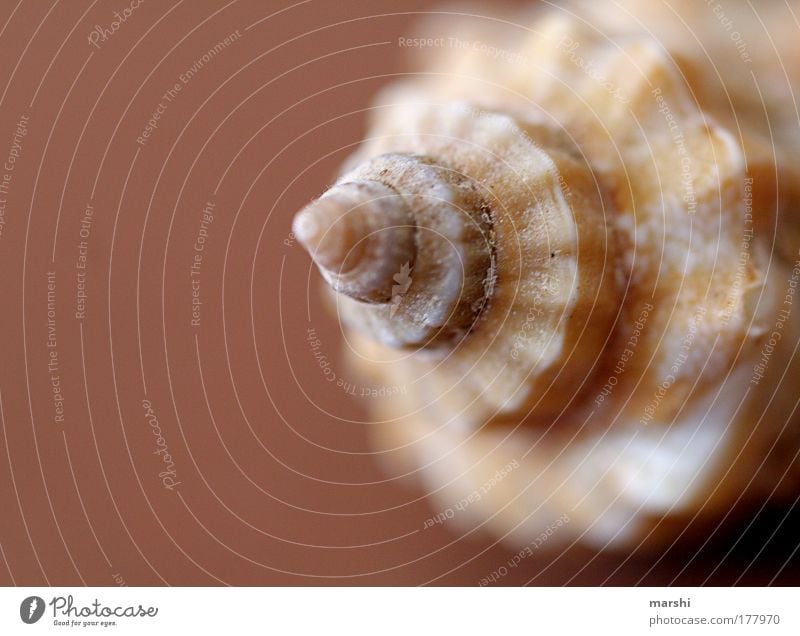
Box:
<box><xmin>293</xmin><ymin>178</ymin><xmax>416</xmax><ymax>303</ymax></box>
<box><xmin>296</xmin><ymin>103</ymin><xmax>618</xmax><ymax>419</ymax></box>
<box><xmin>297</xmin><ymin>152</ymin><xmax>495</xmax><ymax>347</ymax></box>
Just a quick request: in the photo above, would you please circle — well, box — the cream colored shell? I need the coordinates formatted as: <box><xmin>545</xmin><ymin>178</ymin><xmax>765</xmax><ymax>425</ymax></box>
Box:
<box><xmin>294</xmin><ymin>3</ymin><xmax>800</xmax><ymax>549</ymax></box>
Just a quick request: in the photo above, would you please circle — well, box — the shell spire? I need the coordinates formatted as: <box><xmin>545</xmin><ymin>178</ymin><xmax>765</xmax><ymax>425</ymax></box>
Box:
<box><xmin>294</xmin><ymin>153</ymin><xmax>495</xmax><ymax>349</ymax></box>
<box><xmin>293</xmin><ymin>179</ymin><xmax>415</xmax><ymax>303</ymax></box>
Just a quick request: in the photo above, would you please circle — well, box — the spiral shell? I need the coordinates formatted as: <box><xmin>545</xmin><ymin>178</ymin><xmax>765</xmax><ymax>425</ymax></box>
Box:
<box><xmin>294</xmin><ymin>3</ymin><xmax>800</xmax><ymax>549</ymax></box>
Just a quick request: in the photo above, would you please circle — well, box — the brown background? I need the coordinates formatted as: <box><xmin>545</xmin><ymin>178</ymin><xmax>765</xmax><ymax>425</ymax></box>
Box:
<box><xmin>0</xmin><ymin>0</ymin><xmax>798</xmax><ymax>586</ymax></box>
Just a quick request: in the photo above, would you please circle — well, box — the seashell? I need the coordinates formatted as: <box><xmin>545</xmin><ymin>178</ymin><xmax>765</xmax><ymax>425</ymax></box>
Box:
<box><xmin>293</xmin><ymin>2</ymin><xmax>800</xmax><ymax>550</ymax></box>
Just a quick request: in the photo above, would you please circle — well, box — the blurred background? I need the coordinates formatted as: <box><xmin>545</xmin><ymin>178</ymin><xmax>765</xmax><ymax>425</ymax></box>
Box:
<box><xmin>0</xmin><ymin>0</ymin><xmax>798</xmax><ymax>585</ymax></box>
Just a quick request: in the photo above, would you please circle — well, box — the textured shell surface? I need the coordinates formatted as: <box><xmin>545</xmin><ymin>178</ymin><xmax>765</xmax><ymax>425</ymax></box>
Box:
<box><xmin>293</xmin><ymin>0</ymin><xmax>800</xmax><ymax>549</ymax></box>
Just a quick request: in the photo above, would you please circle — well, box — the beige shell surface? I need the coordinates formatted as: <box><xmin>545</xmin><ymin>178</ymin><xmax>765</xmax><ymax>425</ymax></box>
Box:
<box><xmin>295</xmin><ymin>4</ymin><xmax>800</xmax><ymax>549</ymax></box>
<box><xmin>351</xmin><ymin>14</ymin><xmax>781</xmax><ymax>418</ymax></box>
<box><xmin>339</xmin><ymin>101</ymin><xmax>619</xmax><ymax>423</ymax></box>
